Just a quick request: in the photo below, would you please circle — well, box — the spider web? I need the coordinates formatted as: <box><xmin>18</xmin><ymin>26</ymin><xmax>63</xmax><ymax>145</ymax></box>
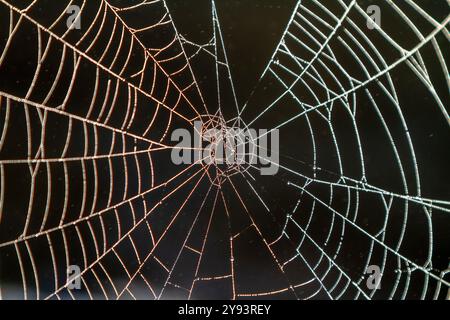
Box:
<box><xmin>0</xmin><ymin>0</ymin><xmax>449</xmax><ymax>300</ymax></box>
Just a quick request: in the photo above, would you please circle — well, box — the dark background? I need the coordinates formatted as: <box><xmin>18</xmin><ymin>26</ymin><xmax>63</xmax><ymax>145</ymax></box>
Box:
<box><xmin>0</xmin><ymin>0</ymin><xmax>448</xmax><ymax>300</ymax></box>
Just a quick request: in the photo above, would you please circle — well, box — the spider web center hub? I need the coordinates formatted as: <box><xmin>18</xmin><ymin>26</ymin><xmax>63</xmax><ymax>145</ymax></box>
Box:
<box><xmin>195</xmin><ymin>115</ymin><xmax>256</xmax><ymax>186</ymax></box>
